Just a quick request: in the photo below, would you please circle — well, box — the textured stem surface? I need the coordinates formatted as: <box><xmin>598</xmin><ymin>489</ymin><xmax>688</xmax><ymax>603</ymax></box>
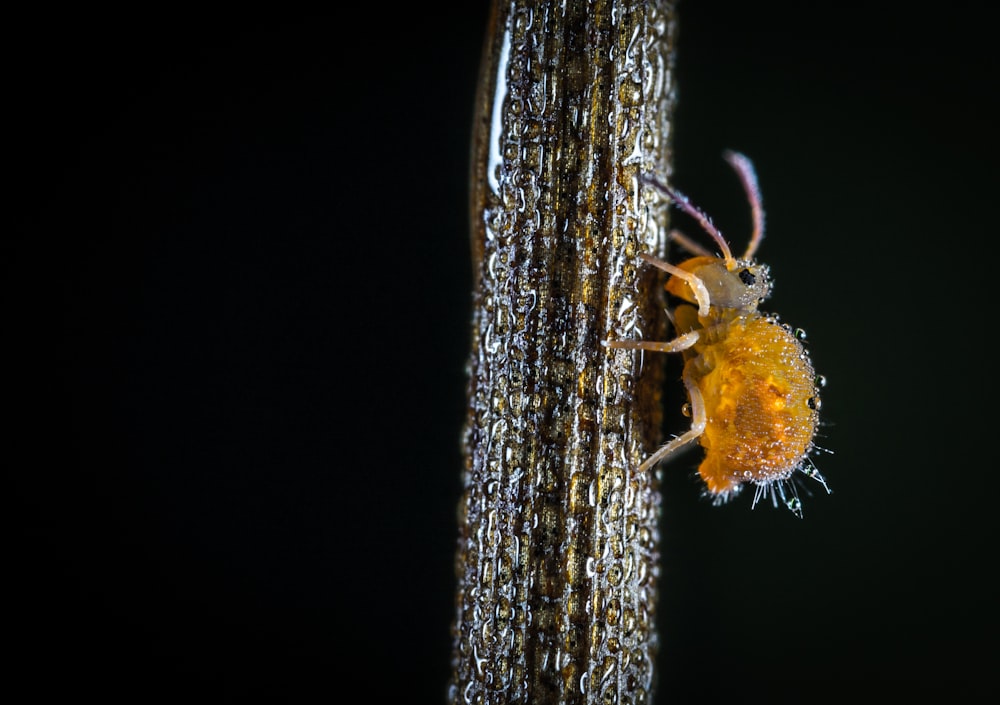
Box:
<box><xmin>451</xmin><ymin>2</ymin><xmax>678</xmax><ymax>704</ymax></box>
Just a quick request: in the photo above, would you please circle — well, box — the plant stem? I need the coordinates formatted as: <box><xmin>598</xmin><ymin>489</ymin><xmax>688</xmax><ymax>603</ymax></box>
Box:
<box><xmin>451</xmin><ymin>2</ymin><xmax>678</xmax><ymax>703</ymax></box>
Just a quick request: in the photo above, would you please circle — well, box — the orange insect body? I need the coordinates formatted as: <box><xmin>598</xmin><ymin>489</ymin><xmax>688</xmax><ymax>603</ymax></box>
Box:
<box><xmin>610</xmin><ymin>152</ymin><xmax>829</xmax><ymax>516</ymax></box>
<box><xmin>682</xmin><ymin>309</ymin><xmax>819</xmax><ymax>497</ymax></box>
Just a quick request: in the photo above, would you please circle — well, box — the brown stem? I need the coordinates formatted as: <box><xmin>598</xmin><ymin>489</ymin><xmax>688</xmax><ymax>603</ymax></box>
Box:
<box><xmin>451</xmin><ymin>2</ymin><xmax>679</xmax><ymax>704</ymax></box>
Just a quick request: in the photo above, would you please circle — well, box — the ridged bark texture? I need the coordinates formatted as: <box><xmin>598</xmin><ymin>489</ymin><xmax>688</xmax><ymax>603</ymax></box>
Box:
<box><xmin>451</xmin><ymin>2</ymin><xmax>678</xmax><ymax>704</ymax></box>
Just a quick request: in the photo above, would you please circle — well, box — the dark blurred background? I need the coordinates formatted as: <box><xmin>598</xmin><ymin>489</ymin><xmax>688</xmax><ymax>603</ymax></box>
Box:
<box><xmin>10</xmin><ymin>2</ymin><xmax>997</xmax><ymax>702</ymax></box>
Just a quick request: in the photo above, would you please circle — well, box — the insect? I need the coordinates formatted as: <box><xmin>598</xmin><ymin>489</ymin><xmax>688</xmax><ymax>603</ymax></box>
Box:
<box><xmin>608</xmin><ymin>151</ymin><xmax>830</xmax><ymax>517</ymax></box>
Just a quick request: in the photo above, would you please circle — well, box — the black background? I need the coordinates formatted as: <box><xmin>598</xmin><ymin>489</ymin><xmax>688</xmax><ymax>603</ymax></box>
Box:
<box><xmin>11</xmin><ymin>2</ymin><xmax>997</xmax><ymax>702</ymax></box>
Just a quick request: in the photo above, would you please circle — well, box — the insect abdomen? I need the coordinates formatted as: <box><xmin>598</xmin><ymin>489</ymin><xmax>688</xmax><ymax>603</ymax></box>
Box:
<box><xmin>693</xmin><ymin>315</ymin><xmax>819</xmax><ymax>496</ymax></box>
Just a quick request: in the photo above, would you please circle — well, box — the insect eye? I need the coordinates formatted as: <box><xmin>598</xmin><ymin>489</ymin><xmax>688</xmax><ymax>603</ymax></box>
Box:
<box><xmin>738</xmin><ymin>268</ymin><xmax>756</xmax><ymax>286</ymax></box>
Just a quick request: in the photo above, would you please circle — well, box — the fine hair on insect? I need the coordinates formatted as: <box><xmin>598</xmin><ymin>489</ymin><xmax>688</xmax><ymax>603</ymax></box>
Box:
<box><xmin>607</xmin><ymin>151</ymin><xmax>831</xmax><ymax>518</ymax></box>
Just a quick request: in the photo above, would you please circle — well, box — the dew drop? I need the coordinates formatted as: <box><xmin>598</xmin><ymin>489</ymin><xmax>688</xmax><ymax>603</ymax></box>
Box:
<box><xmin>618</xmin><ymin>78</ymin><xmax>643</xmax><ymax>105</ymax></box>
<box><xmin>794</xmin><ymin>327</ymin><xmax>807</xmax><ymax>340</ymax></box>
<box><xmin>815</xmin><ymin>374</ymin><xmax>827</xmax><ymax>388</ymax></box>
<box><xmin>605</xmin><ymin>598</ymin><xmax>621</xmax><ymax>626</ymax></box>
<box><xmin>680</xmin><ymin>402</ymin><xmax>692</xmax><ymax>418</ymax></box>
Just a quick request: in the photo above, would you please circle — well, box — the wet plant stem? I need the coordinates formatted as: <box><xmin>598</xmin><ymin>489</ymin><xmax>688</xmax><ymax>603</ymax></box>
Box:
<box><xmin>450</xmin><ymin>2</ymin><xmax>679</xmax><ymax>704</ymax></box>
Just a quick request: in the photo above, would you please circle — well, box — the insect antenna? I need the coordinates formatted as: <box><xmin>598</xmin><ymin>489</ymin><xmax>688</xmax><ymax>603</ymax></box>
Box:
<box><xmin>722</xmin><ymin>150</ymin><xmax>766</xmax><ymax>260</ymax></box>
<box><xmin>641</xmin><ymin>173</ymin><xmax>736</xmax><ymax>269</ymax></box>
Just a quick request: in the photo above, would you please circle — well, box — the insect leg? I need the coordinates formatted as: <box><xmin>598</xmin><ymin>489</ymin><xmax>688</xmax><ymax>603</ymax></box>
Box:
<box><xmin>638</xmin><ymin>252</ymin><xmax>712</xmax><ymax>317</ymax></box>
<box><xmin>637</xmin><ymin>367</ymin><xmax>707</xmax><ymax>473</ymax></box>
<box><xmin>604</xmin><ymin>330</ymin><xmax>699</xmax><ymax>354</ymax></box>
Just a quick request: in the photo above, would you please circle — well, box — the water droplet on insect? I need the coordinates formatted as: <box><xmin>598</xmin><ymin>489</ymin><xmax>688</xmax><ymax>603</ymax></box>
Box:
<box><xmin>680</xmin><ymin>402</ymin><xmax>691</xmax><ymax>417</ymax></box>
<box><xmin>807</xmin><ymin>396</ymin><xmax>821</xmax><ymax>410</ymax></box>
<box><xmin>815</xmin><ymin>374</ymin><xmax>827</xmax><ymax>388</ymax></box>
<box><xmin>794</xmin><ymin>327</ymin><xmax>807</xmax><ymax>340</ymax></box>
